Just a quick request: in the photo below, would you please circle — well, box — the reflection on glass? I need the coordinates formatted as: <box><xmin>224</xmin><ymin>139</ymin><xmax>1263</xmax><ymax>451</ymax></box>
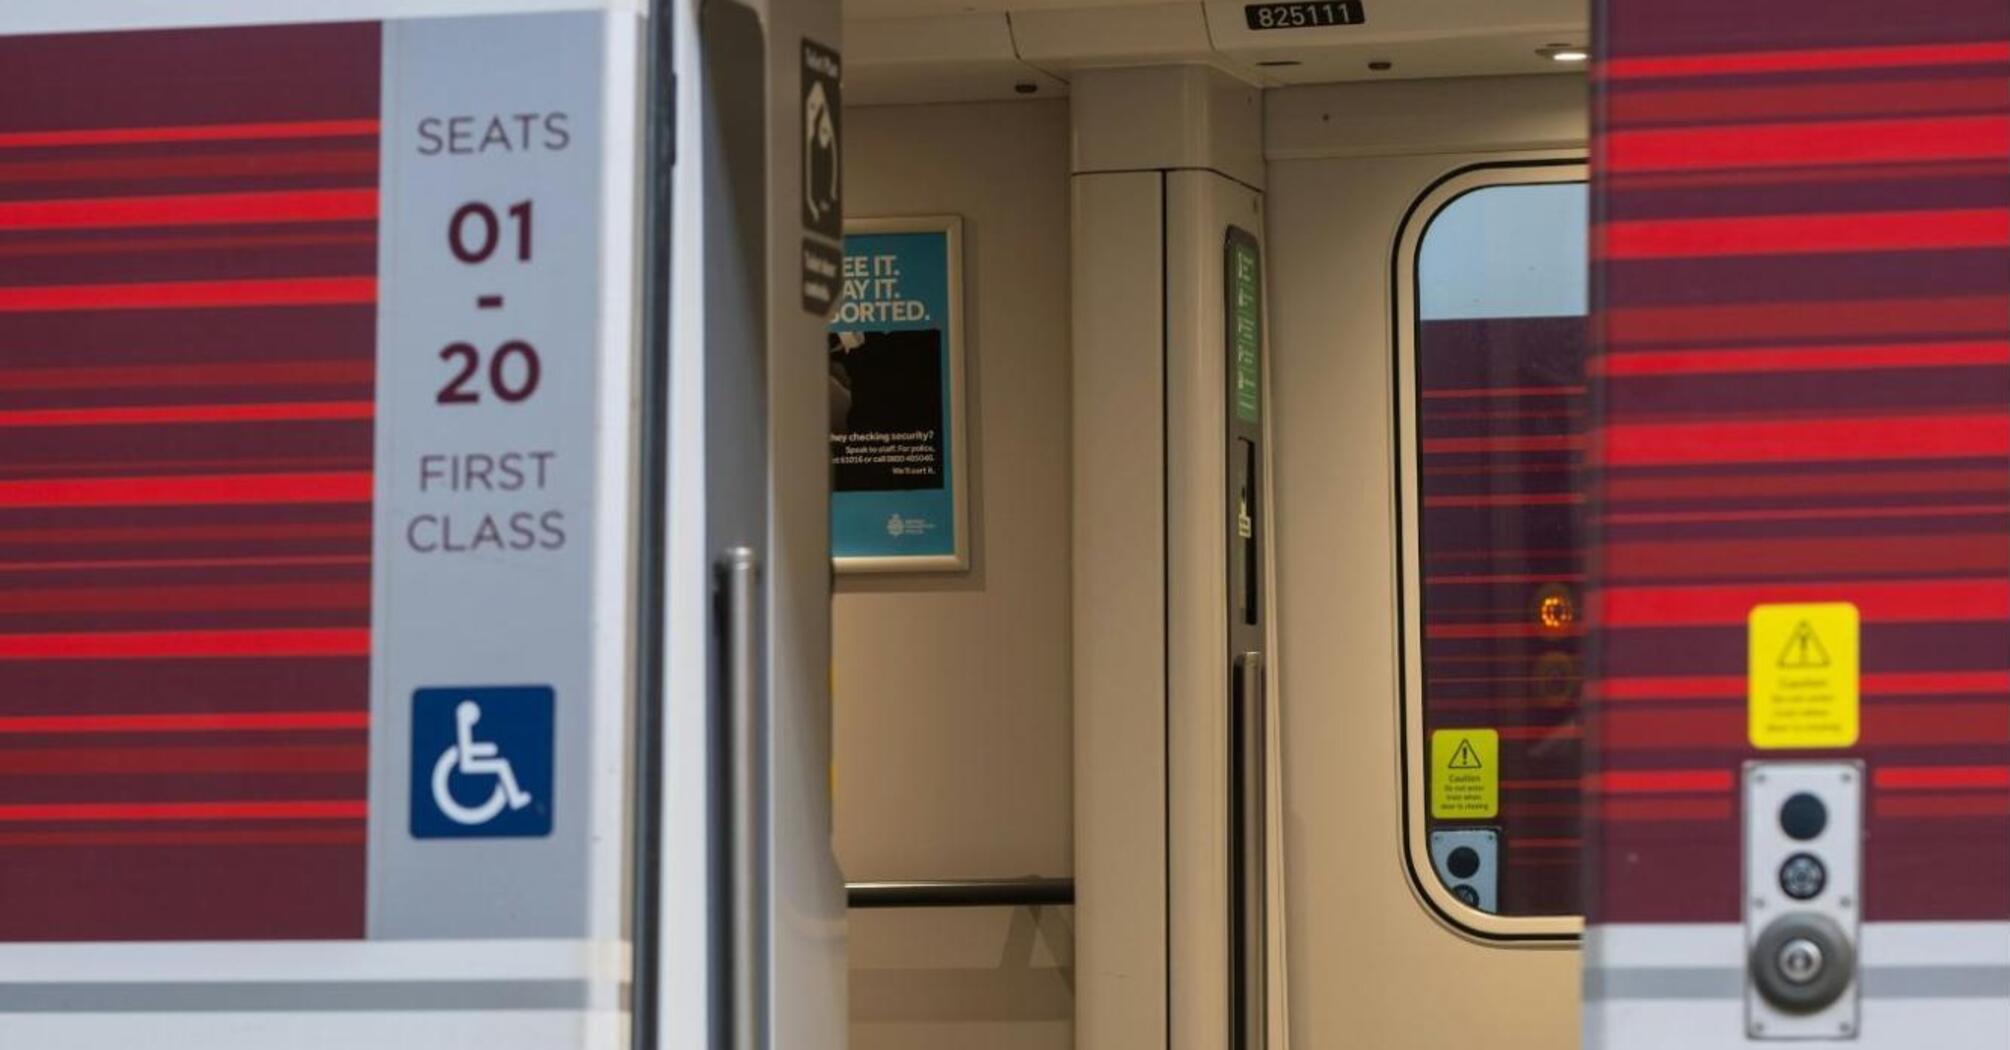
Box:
<box><xmin>1415</xmin><ymin>181</ymin><xmax>1587</xmax><ymax>918</ymax></box>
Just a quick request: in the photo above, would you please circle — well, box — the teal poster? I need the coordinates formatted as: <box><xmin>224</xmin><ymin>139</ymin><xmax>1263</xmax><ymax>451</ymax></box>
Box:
<box><xmin>828</xmin><ymin>220</ymin><xmax>966</xmax><ymax>570</ymax></box>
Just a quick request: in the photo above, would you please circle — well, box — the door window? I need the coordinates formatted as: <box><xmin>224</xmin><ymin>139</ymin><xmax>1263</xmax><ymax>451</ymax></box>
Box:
<box><xmin>1397</xmin><ymin>169</ymin><xmax>1588</xmax><ymax>936</ymax></box>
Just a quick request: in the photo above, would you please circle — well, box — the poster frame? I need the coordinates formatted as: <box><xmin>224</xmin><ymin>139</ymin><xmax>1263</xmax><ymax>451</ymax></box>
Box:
<box><xmin>830</xmin><ymin>214</ymin><xmax>970</xmax><ymax>574</ymax></box>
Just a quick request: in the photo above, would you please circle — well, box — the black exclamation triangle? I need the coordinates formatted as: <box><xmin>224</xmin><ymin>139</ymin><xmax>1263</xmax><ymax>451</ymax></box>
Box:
<box><xmin>1776</xmin><ymin>621</ymin><xmax>1831</xmax><ymax>669</ymax></box>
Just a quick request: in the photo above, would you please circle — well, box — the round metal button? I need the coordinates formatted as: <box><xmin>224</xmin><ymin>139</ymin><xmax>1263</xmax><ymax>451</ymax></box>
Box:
<box><xmin>1777</xmin><ymin>938</ymin><xmax>1825</xmax><ymax>985</ymax></box>
<box><xmin>1750</xmin><ymin>914</ymin><xmax>1854</xmax><ymax>1014</ymax></box>
<box><xmin>1779</xmin><ymin>852</ymin><xmax>1827</xmax><ymax>901</ymax></box>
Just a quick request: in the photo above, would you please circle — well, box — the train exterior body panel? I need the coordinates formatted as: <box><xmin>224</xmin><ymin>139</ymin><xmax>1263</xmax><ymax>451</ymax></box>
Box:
<box><xmin>0</xmin><ymin>0</ymin><xmax>849</xmax><ymax>1046</ymax></box>
<box><xmin>0</xmin><ymin>7</ymin><xmax>651</xmax><ymax>1044</ymax></box>
<box><xmin>1584</xmin><ymin>0</ymin><xmax>2010</xmax><ymax>1045</ymax></box>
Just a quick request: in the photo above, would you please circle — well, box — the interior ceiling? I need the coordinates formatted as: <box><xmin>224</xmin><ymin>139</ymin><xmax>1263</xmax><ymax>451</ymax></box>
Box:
<box><xmin>849</xmin><ymin>0</ymin><xmax>1577</xmax><ymax>27</ymax></box>
<box><xmin>843</xmin><ymin>0</ymin><xmax>1589</xmax><ymax>104</ymax></box>
<box><xmin>851</xmin><ymin>0</ymin><xmax>1191</xmax><ymax>19</ymax></box>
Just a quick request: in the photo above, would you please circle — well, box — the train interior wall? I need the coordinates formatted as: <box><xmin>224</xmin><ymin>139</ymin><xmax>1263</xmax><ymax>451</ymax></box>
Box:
<box><xmin>836</xmin><ymin>67</ymin><xmax>1590</xmax><ymax>1049</ymax></box>
<box><xmin>835</xmin><ymin>97</ymin><xmax>1077</xmax><ymax>1050</ymax></box>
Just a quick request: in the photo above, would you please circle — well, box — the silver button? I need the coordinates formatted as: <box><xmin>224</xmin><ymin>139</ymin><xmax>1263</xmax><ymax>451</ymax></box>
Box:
<box><xmin>1778</xmin><ymin>853</ymin><xmax>1827</xmax><ymax>901</ymax></box>
<box><xmin>1778</xmin><ymin>938</ymin><xmax>1825</xmax><ymax>985</ymax></box>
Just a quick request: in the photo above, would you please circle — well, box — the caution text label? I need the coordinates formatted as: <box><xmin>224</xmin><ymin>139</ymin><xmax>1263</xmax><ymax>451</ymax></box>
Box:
<box><xmin>1749</xmin><ymin>602</ymin><xmax>1860</xmax><ymax>749</ymax></box>
<box><xmin>1430</xmin><ymin>728</ymin><xmax>1499</xmax><ymax>819</ymax></box>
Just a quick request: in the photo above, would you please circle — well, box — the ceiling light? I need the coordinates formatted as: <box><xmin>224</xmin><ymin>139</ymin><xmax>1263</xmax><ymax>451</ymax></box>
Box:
<box><xmin>1539</xmin><ymin>44</ymin><xmax>1589</xmax><ymax>63</ymax></box>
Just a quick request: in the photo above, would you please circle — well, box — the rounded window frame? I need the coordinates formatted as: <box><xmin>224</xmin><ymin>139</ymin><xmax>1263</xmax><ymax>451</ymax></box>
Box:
<box><xmin>1392</xmin><ymin>159</ymin><xmax>1589</xmax><ymax>945</ymax></box>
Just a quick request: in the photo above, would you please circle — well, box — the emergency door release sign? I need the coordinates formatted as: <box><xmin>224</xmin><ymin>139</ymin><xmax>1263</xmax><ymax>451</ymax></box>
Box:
<box><xmin>1749</xmin><ymin>602</ymin><xmax>1860</xmax><ymax>749</ymax></box>
<box><xmin>801</xmin><ymin>38</ymin><xmax>843</xmax><ymax>315</ymax></box>
<box><xmin>801</xmin><ymin>38</ymin><xmax>842</xmax><ymax>241</ymax></box>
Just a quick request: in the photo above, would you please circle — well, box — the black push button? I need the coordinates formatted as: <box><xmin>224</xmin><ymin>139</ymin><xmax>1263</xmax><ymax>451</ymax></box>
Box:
<box><xmin>1446</xmin><ymin>846</ymin><xmax>1481</xmax><ymax>880</ymax></box>
<box><xmin>1779</xmin><ymin>792</ymin><xmax>1828</xmax><ymax>841</ymax></box>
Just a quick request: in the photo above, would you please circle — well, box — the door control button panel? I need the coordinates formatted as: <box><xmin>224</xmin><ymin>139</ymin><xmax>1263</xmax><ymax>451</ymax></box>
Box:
<box><xmin>1428</xmin><ymin>828</ymin><xmax>1498</xmax><ymax>915</ymax></box>
<box><xmin>1745</xmin><ymin>763</ymin><xmax>1860</xmax><ymax>1040</ymax></box>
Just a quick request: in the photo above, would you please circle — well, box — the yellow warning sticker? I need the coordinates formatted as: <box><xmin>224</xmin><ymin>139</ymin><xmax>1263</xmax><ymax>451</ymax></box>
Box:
<box><xmin>1430</xmin><ymin>728</ymin><xmax>1499</xmax><ymax>819</ymax></box>
<box><xmin>1749</xmin><ymin>602</ymin><xmax>1859</xmax><ymax>749</ymax></box>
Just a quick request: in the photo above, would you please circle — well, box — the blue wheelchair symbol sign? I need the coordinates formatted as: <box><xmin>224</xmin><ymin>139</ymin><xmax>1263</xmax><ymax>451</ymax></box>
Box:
<box><xmin>411</xmin><ymin>686</ymin><xmax>554</xmax><ymax>839</ymax></box>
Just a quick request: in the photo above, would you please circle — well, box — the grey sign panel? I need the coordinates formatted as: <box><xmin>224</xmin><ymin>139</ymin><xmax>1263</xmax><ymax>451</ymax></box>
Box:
<box><xmin>803</xmin><ymin>237</ymin><xmax>841</xmax><ymax>317</ymax></box>
<box><xmin>369</xmin><ymin>11</ymin><xmax>618</xmax><ymax>939</ymax></box>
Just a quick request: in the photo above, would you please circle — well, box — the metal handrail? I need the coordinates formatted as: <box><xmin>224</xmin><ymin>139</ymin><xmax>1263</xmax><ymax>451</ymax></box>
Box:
<box><xmin>846</xmin><ymin>877</ymin><xmax>1074</xmax><ymax>910</ymax></box>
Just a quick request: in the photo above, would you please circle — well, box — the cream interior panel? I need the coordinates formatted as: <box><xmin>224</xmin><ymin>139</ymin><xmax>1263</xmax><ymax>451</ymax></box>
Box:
<box><xmin>842</xmin><ymin>14</ymin><xmax>1068</xmax><ymax>106</ymax></box>
<box><xmin>1265</xmin><ymin>77</ymin><xmax>1585</xmax><ymax>1050</ymax></box>
<box><xmin>848</xmin><ymin>909</ymin><xmax>1073</xmax><ymax>1050</ymax></box>
<box><xmin>1266</xmin><ymin>74</ymin><xmax>1586</xmax><ymax>160</ymax></box>
<box><xmin>1071</xmin><ymin>168</ymin><xmax>1171</xmax><ymax>1050</ymax></box>
<box><xmin>835</xmin><ymin>99</ymin><xmax>1075</xmax><ymax>1050</ymax></box>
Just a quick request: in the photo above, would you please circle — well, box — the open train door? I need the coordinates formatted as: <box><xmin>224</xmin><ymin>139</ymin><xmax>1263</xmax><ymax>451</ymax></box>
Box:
<box><xmin>653</xmin><ymin>0</ymin><xmax>850</xmax><ymax>1045</ymax></box>
<box><xmin>1582</xmin><ymin>2</ymin><xmax>2010</xmax><ymax>1047</ymax></box>
<box><xmin>0</xmin><ymin>1</ymin><xmax>843</xmax><ymax>1047</ymax></box>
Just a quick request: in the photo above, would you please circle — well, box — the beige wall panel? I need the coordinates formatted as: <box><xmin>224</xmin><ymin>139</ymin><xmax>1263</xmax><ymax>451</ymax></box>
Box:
<box><xmin>1070</xmin><ymin>167</ymin><xmax>1170</xmax><ymax>1050</ymax></box>
<box><xmin>835</xmin><ymin>99</ymin><xmax>1075</xmax><ymax>1049</ymax></box>
<box><xmin>1265</xmin><ymin>77</ymin><xmax>1584</xmax><ymax>1050</ymax></box>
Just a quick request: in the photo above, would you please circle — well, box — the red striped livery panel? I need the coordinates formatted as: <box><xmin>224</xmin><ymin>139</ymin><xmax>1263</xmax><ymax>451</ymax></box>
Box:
<box><xmin>1587</xmin><ymin>0</ymin><xmax>2010</xmax><ymax>924</ymax></box>
<box><xmin>0</xmin><ymin>23</ymin><xmax>379</xmax><ymax>940</ymax></box>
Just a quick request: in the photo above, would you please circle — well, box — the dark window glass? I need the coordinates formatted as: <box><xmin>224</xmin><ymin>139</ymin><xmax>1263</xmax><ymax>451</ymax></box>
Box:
<box><xmin>1415</xmin><ymin>181</ymin><xmax>1587</xmax><ymax>918</ymax></box>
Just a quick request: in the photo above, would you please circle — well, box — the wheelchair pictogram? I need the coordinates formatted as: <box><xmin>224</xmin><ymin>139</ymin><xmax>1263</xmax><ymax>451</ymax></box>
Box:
<box><xmin>432</xmin><ymin>699</ymin><xmax>534</xmax><ymax>826</ymax></box>
<box><xmin>411</xmin><ymin>685</ymin><xmax>554</xmax><ymax>839</ymax></box>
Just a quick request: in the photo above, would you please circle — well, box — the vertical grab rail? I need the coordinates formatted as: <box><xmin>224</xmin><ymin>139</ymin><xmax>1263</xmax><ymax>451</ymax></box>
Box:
<box><xmin>720</xmin><ymin>548</ymin><xmax>766</xmax><ymax>1050</ymax></box>
<box><xmin>1230</xmin><ymin>652</ymin><xmax>1267</xmax><ymax>1050</ymax></box>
